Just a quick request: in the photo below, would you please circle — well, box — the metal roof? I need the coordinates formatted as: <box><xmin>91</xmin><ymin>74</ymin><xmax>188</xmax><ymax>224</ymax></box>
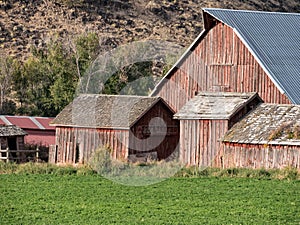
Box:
<box><xmin>174</xmin><ymin>92</ymin><xmax>259</xmax><ymax>120</ymax></box>
<box><xmin>223</xmin><ymin>104</ymin><xmax>300</xmax><ymax>146</ymax></box>
<box><xmin>202</xmin><ymin>8</ymin><xmax>300</xmax><ymax>103</ymax></box>
<box><xmin>51</xmin><ymin>94</ymin><xmax>163</xmax><ymax>129</ymax></box>
<box><xmin>0</xmin><ymin>116</ymin><xmax>55</xmax><ymax>130</ymax></box>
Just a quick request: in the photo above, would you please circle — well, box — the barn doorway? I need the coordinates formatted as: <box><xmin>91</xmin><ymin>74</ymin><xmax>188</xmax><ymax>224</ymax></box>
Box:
<box><xmin>8</xmin><ymin>137</ymin><xmax>17</xmax><ymax>150</ymax></box>
<box><xmin>7</xmin><ymin>137</ymin><xmax>17</xmax><ymax>159</ymax></box>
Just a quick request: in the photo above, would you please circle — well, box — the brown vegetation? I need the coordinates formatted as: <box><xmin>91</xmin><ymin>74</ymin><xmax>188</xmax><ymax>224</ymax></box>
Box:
<box><xmin>0</xmin><ymin>0</ymin><xmax>299</xmax><ymax>59</ymax></box>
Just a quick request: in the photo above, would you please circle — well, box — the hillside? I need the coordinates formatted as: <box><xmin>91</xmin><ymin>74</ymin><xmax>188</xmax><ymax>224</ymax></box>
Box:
<box><xmin>0</xmin><ymin>0</ymin><xmax>299</xmax><ymax>59</ymax></box>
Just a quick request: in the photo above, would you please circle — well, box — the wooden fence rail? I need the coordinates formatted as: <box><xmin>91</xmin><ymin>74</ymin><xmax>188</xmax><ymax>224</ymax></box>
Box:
<box><xmin>0</xmin><ymin>148</ymin><xmax>40</xmax><ymax>163</ymax></box>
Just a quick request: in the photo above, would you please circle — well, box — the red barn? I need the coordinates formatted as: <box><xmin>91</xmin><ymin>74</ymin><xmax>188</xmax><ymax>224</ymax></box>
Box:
<box><xmin>151</xmin><ymin>8</ymin><xmax>300</xmax><ymax>168</ymax></box>
<box><xmin>0</xmin><ymin>116</ymin><xmax>55</xmax><ymax>147</ymax></box>
<box><xmin>151</xmin><ymin>8</ymin><xmax>299</xmax><ymax>111</ymax></box>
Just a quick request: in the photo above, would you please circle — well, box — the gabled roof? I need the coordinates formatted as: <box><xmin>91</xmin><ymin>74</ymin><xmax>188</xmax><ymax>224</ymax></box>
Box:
<box><xmin>151</xmin><ymin>9</ymin><xmax>300</xmax><ymax>103</ymax></box>
<box><xmin>0</xmin><ymin>125</ymin><xmax>27</xmax><ymax>137</ymax></box>
<box><xmin>223</xmin><ymin>104</ymin><xmax>300</xmax><ymax>146</ymax></box>
<box><xmin>0</xmin><ymin>116</ymin><xmax>55</xmax><ymax>130</ymax></box>
<box><xmin>174</xmin><ymin>92</ymin><xmax>260</xmax><ymax>120</ymax></box>
<box><xmin>51</xmin><ymin>94</ymin><xmax>164</xmax><ymax>129</ymax></box>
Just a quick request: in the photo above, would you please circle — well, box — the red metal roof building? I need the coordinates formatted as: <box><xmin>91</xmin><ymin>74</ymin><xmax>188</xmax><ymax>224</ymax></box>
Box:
<box><xmin>0</xmin><ymin>116</ymin><xmax>55</xmax><ymax>147</ymax></box>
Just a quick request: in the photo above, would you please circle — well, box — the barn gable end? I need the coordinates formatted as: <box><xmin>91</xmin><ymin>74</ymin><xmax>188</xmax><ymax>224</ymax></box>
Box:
<box><xmin>151</xmin><ymin>9</ymin><xmax>299</xmax><ymax>112</ymax></box>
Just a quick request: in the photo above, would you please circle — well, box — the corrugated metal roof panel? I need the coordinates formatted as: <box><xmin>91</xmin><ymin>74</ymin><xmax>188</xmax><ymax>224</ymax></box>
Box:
<box><xmin>5</xmin><ymin>116</ymin><xmax>38</xmax><ymax>129</ymax></box>
<box><xmin>203</xmin><ymin>8</ymin><xmax>300</xmax><ymax>103</ymax></box>
<box><xmin>35</xmin><ymin>117</ymin><xmax>55</xmax><ymax>130</ymax></box>
<box><xmin>0</xmin><ymin>116</ymin><xmax>55</xmax><ymax>130</ymax></box>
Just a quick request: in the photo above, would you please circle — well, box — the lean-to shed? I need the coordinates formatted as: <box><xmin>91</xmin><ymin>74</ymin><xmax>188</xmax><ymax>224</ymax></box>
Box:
<box><xmin>151</xmin><ymin>9</ymin><xmax>300</xmax><ymax>112</ymax></box>
<box><xmin>222</xmin><ymin>104</ymin><xmax>300</xmax><ymax>169</ymax></box>
<box><xmin>0</xmin><ymin>125</ymin><xmax>26</xmax><ymax>150</ymax></box>
<box><xmin>50</xmin><ymin>94</ymin><xmax>179</xmax><ymax>164</ymax></box>
<box><xmin>0</xmin><ymin>125</ymin><xmax>27</xmax><ymax>161</ymax></box>
<box><xmin>174</xmin><ymin>92</ymin><xmax>262</xmax><ymax>167</ymax></box>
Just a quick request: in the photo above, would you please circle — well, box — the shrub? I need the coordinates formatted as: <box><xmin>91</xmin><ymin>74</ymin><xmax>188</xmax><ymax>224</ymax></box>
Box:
<box><xmin>88</xmin><ymin>146</ymin><xmax>113</xmax><ymax>175</ymax></box>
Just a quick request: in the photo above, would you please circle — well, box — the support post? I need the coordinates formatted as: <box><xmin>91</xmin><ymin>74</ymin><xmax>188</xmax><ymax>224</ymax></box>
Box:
<box><xmin>36</xmin><ymin>147</ymin><xmax>39</xmax><ymax>162</ymax></box>
<box><xmin>6</xmin><ymin>147</ymin><xmax>9</xmax><ymax>163</ymax></box>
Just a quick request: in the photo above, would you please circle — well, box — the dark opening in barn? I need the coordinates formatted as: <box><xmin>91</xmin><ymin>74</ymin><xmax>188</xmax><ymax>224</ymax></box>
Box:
<box><xmin>50</xmin><ymin>94</ymin><xmax>179</xmax><ymax>164</ymax></box>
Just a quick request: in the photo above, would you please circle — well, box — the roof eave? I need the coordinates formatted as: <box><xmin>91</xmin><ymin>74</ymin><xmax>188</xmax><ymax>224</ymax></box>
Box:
<box><xmin>50</xmin><ymin>124</ymin><xmax>130</xmax><ymax>130</ymax></box>
<box><xmin>150</xmin><ymin>28</ymin><xmax>208</xmax><ymax>96</ymax></box>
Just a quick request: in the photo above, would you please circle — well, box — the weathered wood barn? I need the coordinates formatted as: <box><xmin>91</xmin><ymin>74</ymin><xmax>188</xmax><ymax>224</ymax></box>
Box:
<box><xmin>51</xmin><ymin>9</ymin><xmax>300</xmax><ymax>169</ymax></box>
<box><xmin>222</xmin><ymin>104</ymin><xmax>300</xmax><ymax>169</ymax></box>
<box><xmin>174</xmin><ymin>92</ymin><xmax>262</xmax><ymax>167</ymax></box>
<box><xmin>151</xmin><ymin>8</ymin><xmax>300</xmax><ymax>111</ymax></box>
<box><xmin>50</xmin><ymin>94</ymin><xmax>179</xmax><ymax>164</ymax></box>
<box><xmin>0</xmin><ymin>116</ymin><xmax>55</xmax><ymax>147</ymax></box>
<box><xmin>151</xmin><ymin>8</ymin><xmax>300</xmax><ymax>169</ymax></box>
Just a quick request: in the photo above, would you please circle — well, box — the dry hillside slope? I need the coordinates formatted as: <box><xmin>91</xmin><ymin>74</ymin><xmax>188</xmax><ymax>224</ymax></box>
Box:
<box><xmin>0</xmin><ymin>0</ymin><xmax>299</xmax><ymax>59</ymax></box>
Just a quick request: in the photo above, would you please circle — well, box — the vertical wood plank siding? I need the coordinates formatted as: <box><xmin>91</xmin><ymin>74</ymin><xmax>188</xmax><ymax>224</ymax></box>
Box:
<box><xmin>130</xmin><ymin>101</ymin><xmax>179</xmax><ymax>160</ymax></box>
<box><xmin>221</xmin><ymin>143</ymin><xmax>300</xmax><ymax>169</ymax></box>
<box><xmin>55</xmin><ymin>127</ymin><xmax>129</xmax><ymax>164</ymax></box>
<box><xmin>180</xmin><ymin>119</ymin><xmax>228</xmax><ymax>167</ymax></box>
<box><xmin>155</xmin><ymin>22</ymin><xmax>290</xmax><ymax>112</ymax></box>
<box><xmin>54</xmin><ymin>101</ymin><xmax>179</xmax><ymax>164</ymax></box>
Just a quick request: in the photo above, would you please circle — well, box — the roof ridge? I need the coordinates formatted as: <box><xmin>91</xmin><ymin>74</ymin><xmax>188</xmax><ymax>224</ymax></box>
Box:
<box><xmin>78</xmin><ymin>94</ymin><xmax>159</xmax><ymax>99</ymax></box>
<box><xmin>202</xmin><ymin>8</ymin><xmax>300</xmax><ymax>16</ymax></box>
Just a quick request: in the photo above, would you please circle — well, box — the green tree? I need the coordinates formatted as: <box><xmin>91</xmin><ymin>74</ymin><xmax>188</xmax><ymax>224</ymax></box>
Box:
<box><xmin>0</xmin><ymin>55</ymin><xmax>15</xmax><ymax>114</ymax></box>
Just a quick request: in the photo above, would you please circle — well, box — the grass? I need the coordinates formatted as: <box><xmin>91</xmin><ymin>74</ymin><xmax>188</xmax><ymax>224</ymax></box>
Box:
<box><xmin>0</xmin><ymin>163</ymin><xmax>299</xmax><ymax>224</ymax></box>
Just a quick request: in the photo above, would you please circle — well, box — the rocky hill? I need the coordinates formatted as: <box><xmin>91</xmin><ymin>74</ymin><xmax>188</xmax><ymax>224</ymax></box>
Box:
<box><xmin>0</xmin><ymin>0</ymin><xmax>299</xmax><ymax>59</ymax></box>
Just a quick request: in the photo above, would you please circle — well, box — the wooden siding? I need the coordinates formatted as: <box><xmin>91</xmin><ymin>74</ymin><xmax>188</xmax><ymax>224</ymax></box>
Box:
<box><xmin>130</xmin><ymin>101</ymin><xmax>179</xmax><ymax>160</ymax></box>
<box><xmin>221</xmin><ymin>143</ymin><xmax>300</xmax><ymax>169</ymax></box>
<box><xmin>179</xmin><ymin>119</ymin><xmax>228</xmax><ymax>167</ymax></box>
<box><xmin>154</xmin><ymin>22</ymin><xmax>291</xmax><ymax>112</ymax></box>
<box><xmin>55</xmin><ymin>127</ymin><xmax>129</xmax><ymax>164</ymax></box>
<box><xmin>53</xmin><ymin>100</ymin><xmax>179</xmax><ymax>164</ymax></box>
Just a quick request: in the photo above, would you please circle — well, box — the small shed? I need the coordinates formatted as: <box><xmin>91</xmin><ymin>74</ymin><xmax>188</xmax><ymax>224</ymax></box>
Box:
<box><xmin>50</xmin><ymin>94</ymin><xmax>179</xmax><ymax>164</ymax></box>
<box><xmin>174</xmin><ymin>92</ymin><xmax>262</xmax><ymax>167</ymax></box>
<box><xmin>0</xmin><ymin>125</ymin><xmax>27</xmax><ymax>161</ymax></box>
<box><xmin>222</xmin><ymin>104</ymin><xmax>300</xmax><ymax>169</ymax></box>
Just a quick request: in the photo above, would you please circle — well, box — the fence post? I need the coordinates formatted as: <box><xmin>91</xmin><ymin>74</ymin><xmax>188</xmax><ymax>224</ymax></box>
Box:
<box><xmin>36</xmin><ymin>147</ymin><xmax>39</xmax><ymax>162</ymax></box>
<box><xmin>6</xmin><ymin>148</ymin><xmax>9</xmax><ymax>163</ymax></box>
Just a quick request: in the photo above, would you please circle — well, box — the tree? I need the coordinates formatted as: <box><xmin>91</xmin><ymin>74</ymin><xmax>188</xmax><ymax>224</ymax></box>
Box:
<box><xmin>0</xmin><ymin>55</ymin><xmax>15</xmax><ymax>114</ymax></box>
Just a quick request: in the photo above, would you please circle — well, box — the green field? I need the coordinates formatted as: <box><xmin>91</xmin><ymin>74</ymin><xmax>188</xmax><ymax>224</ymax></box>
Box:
<box><xmin>1</xmin><ymin>174</ymin><xmax>299</xmax><ymax>224</ymax></box>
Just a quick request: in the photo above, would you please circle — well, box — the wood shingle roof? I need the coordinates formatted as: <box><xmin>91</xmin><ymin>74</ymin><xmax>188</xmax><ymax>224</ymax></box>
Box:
<box><xmin>0</xmin><ymin>125</ymin><xmax>27</xmax><ymax>137</ymax></box>
<box><xmin>51</xmin><ymin>94</ymin><xmax>161</xmax><ymax>129</ymax></box>
<box><xmin>174</xmin><ymin>92</ymin><xmax>260</xmax><ymax>120</ymax></box>
<box><xmin>223</xmin><ymin>104</ymin><xmax>300</xmax><ymax>146</ymax></box>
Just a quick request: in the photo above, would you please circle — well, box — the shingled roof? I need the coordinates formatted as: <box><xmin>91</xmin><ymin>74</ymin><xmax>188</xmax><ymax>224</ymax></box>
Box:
<box><xmin>174</xmin><ymin>92</ymin><xmax>260</xmax><ymax>120</ymax></box>
<box><xmin>223</xmin><ymin>104</ymin><xmax>300</xmax><ymax>146</ymax></box>
<box><xmin>51</xmin><ymin>94</ymin><xmax>162</xmax><ymax>129</ymax></box>
<box><xmin>0</xmin><ymin>125</ymin><xmax>27</xmax><ymax>137</ymax></box>
<box><xmin>151</xmin><ymin>9</ymin><xmax>300</xmax><ymax>103</ymax></box>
